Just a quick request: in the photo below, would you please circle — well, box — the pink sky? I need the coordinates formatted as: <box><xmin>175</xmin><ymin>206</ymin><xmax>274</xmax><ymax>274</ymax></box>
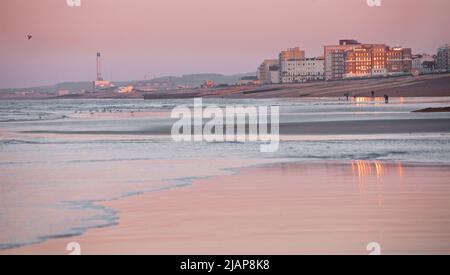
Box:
<box><xmin>1</xmin><ymin>0</ymin><xmax>449</xmax><ymax>88</ymax></box>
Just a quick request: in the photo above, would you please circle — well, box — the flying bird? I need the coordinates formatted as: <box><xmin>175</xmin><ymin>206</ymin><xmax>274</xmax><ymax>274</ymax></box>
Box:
<box><xmin>27</xmin><ymin>35</ymin><xmax>32</xmax><ymax>40</ymax></box>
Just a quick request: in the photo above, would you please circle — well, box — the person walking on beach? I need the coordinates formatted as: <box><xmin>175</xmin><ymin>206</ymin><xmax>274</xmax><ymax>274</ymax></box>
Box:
<box><xmin>384</xmin><ymin>94</ymin><xmax>389</xmax><ymax>104</ymax></box>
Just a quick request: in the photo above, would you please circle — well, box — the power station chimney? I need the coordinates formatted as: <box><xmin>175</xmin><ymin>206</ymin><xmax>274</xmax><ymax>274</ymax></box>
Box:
<box><xmin>96</xmin><ymin>52</ymin><xmax>103</xmax><ymax>81</ymax></box>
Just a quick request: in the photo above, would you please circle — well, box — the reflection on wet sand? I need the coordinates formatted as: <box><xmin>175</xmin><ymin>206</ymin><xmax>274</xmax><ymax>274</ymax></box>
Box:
<box><xmin>351</xmin><ymin>161</ymin><xmax>405</xmax><ymax>206</ymax></box>
<box><xmin>352</xmin><ymin>160</ymin><xmax>404</xmax><ymax>178</ymax></box>
<box><xmin>350</xmin><ymin>97</ymin><xmax>405</xmax><ymax>104</ymax></box>
<box><xmin>351</xmin><ymin>97</ymin><xmax>386</xmax><ymax>103</ymax></box>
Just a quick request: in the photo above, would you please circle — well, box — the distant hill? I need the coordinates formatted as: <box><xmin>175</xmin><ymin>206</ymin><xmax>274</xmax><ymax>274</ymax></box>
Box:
<box><xmin>149</xmin><ymin>73</ymin><xmax>256</xmax><ymax>87</ymax></box>
<box><xmin>0</xmin><ymin>82</ymin><xmax>94</xmax><ymax>94</ymax></box>
<box><xmin>0</xmin><ymin>73</ymin><xmax>256</xmax><ymax>93</ymax></box>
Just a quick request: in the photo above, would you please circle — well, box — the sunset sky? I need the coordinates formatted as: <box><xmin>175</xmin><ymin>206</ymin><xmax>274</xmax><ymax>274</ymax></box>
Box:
<box><xmin>1</xmin><ymin>0</ymin><xmax>449</xmax><ymax>88</ymax></box>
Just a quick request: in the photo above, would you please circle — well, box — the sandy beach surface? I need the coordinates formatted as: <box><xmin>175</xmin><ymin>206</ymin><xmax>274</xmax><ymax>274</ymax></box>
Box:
<box><xmin>3</xmin><ymin>161</ymin><xmax>450</xmax><ymax>255</ymax></box>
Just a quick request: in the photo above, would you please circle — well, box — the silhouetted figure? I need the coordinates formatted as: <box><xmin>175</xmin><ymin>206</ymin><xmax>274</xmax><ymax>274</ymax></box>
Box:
<box><xmin>371</xmin><ymin>91</ymin><xmax>375</xmax><ymax>99</ymax></box>
<box><xmin>344</xmin><ymin>92</ymin><xmax>350</xmax><ymax>101</ymax></box>
<box><xmin>384</xmin><ymin>94</ymin><xmax>389</xmax><ymax>104</ymax></box>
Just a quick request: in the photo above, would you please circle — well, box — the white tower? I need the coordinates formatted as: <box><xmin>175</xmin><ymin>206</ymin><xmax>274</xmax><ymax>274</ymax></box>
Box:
<box><xmin>96</xmin><ymin>52</ymin><xmax>103</xmax><ymax>81</ymax></box>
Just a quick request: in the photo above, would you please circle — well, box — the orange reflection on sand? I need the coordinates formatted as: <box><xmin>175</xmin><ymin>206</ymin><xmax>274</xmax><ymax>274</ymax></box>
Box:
<box><xmin>351</xmin><ymin>160</ymin><xmax>405</xmax><ymax>207</ymax></box>
<box><xmin>350</xmin><ymin>97</ymin><xmax>406</xmax><ymax>105</ymax></box>
<box><xmin>353</xmin><ymin>160</ymin><xmax>375</xmax><ymax>178</ymax></box>
<box><xmin>351</xmin><ymin>160</ymin><xmax>405</xmax><ymax>197</ymax></box>
<box><xmin>352</xmin><ymin>160</ymin><xmax>403</xmax><ymax>178</ymax></box>
<box><xmin>374</xmin><ymin>161</ymin><xmax>384</xmax><ymax>177</ymax></box>
<box><xmin>397</xmin><ymin>162</ymin><xmax>404</xmax><ymax>177</ymax></box>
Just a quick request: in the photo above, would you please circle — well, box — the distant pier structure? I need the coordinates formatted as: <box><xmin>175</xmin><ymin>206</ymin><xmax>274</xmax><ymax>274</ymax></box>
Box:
<box><xmin>93</xmin><ymin>52</ymin><xmax>114</xmax><ymax>90</ymax></box>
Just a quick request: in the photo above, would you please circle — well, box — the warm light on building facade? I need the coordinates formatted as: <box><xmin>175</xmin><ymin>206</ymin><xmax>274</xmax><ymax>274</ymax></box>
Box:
<box><xmin>279</xmin><ymin>47</ymin><xmax>305</xmax><ymax>61</ymax></box>
<box><xmin>325</xmin><ymin>40</ymin><xmax>412</xmax><ymax>80</ymax></box>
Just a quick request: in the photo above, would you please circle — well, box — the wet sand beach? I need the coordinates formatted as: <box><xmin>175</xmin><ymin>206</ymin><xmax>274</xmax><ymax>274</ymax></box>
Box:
<box><xmin>4</xmin><ymin>161</ymin><xmax>450</xmax><ymax>255</ymax></box>
<box><xmin>1</xmin><ymin>97</ymin><xmax>450</xmax><ymax>254</ymax></box>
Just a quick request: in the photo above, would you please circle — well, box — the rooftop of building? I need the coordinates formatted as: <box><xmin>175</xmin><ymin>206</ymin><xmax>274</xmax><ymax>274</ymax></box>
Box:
<box><xmin>339</xmin><ymin>39</ymin><xmax>361</xmax><ymax>46</ymax></box>
<box><xmin>282</xmin><ymin>57</ymin><xmax>324</xmax><ymax>61</ymax></box>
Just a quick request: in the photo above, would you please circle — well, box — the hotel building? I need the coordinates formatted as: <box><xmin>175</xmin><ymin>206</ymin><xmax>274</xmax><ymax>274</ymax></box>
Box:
<box><xmin>277</xmin><ymin>47</ymin><xmax>324</xmax><ymax>83</ymax></box>
<box><xmin>280</xmin><ymin>58</ymin><xmax>324</xmax><ymax>83</ymax></box>
<box><xmin>344</xmin><ymin>44</ymin><xmax>412</xmax><ymax>78</ymax></box>
<box><xmin>386</xmin><ymin>47</ymin><xmax>412</xmax><ymax>75</ymax></box>
<box><xmin>324</xmin><ymin>40</ymin><xmax>412</xmax><ymax>80</ymax></box>
<box><xmin>436</xmin><ymin>44</ymin><xmax>450</xmax><ymax>72</ymax></box>
<box><xmin>324</xmin><ymin>40</ymin><xmax>362</xmax><ymax>80</ymax></box>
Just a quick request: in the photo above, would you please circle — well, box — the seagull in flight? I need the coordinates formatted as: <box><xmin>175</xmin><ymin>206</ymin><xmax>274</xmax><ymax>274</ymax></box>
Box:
<box><xmin>27</xmin><ymin>35</ymin><xmax>33</xmax><ymax>40</ymax></box>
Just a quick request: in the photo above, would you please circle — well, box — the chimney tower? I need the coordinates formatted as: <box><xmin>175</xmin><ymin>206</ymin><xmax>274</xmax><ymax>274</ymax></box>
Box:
<box><xmin>96</xmin><ymin>52</ymin><xmax>103</xmax><ymax>81</ymax></box>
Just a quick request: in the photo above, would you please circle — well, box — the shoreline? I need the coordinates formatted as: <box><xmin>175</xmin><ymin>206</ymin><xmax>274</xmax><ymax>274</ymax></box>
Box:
<box><xmin>3</xmin><ymin>160</ymin><xmax>450</xmax><ymax>255</ymax></box>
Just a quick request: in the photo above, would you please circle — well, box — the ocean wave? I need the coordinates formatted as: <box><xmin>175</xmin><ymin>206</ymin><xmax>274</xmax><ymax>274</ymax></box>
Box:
<box><xmin>0</xmin><ymin>139</ymin><xmax>41</xmax><ymax>145</ymax></box>
<box><xmin>277</xmin><ymin>139</ymin><xmax>450</xmax><ymax>163</ymax></box>
<box><xmin>0</xmin><ymin>200</ymin><xmax>119</xmax><ymax>251</ymax></box>
<box><xmin>0</xmin><ymin>139</ymin><xmax>166</xmax><ymax>146</ymax></box>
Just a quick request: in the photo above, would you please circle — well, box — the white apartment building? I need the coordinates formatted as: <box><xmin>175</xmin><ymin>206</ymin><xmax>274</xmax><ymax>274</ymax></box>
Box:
<box><xmin>280</xmin><ymin>58</ymin><xmax>325</xmax><ymax>83</ymax></box>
